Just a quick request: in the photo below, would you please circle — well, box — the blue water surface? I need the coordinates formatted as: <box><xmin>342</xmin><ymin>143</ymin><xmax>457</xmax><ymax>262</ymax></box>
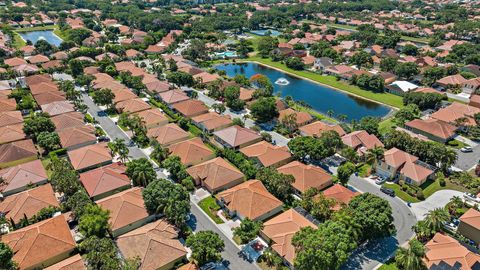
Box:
<box><xmin>19</xmin><ymin>30</ymin><xmax>63</xmax><ymax>47</ymax></box>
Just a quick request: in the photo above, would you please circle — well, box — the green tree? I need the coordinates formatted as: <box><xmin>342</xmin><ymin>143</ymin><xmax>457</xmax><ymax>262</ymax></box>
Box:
<box><xmin>182</xmin><ymin>39</ymin><xmax>208</xmax><ymax>62</ymax></box>
<box><xmin>394</xmin><ymin>104</ymin><xmax>421</xmax><ymax>125</ymax></box>
<box><xmin>236</xmin><ymin>38</ymin><xmax>253</xmax><ymax>58</ymax></box>
<box><xmin>79</xmin><ymin>236</ymin><xmax>122</xmax><ymax>270</ymax></box>
<box><xmin>355</xmin><ymin>116</ymin><xmax>380</xmax><ymax>136</ymax></box>
<box><xmin>395</xmin><ymin>239</ymin><xmax>426</xmax><ymax>270</ymax></box>
<box><xmin>78</xmin><ymin>204</ymin><xmax>110</xmax><ymax>238</ymax></box>
<box><xmin>23</xmin><ymin>112</ymin><xmax>55</xmax><ymax>141</ymax></box>
<box><xmin>402</xmin><ymin>44</ymin><xmax>419</xmax><ymax>56</ymax></box>
<box><xmin>92</xmin><ymin>88</ymin><xmax>115</xmax><ymax>109</ymax></box>
<box><xmin>212</xmin><ymin>103</ymin><xmax>226</xmax><ymax>114</ymax></box>
<box><xmin>37</xmin><ymin>131</ymin><xmax>60</xmax><ymax>152</ymax></box>
<box><xmin>394</xmin><ymin>62</ymin><xmax>420</xmax><ymax>80</ymax></box>
<box><xmin>108</xmin><ymin>138</ymin><xmax>129</xmax><ymax>163</ymax></box>
<box><xmin>285</xmin><ymin>57</ymin><xmax>305</xmax><ymax>70</ymax></box>
<box><xmin>186</xmin><ymin>231</ymin><xmax>225</xmax><ymax>266</ymax></box>
<box><xmin>300</xmin><ymin>189</ymin><xmax>336</xmax><ymax>221</ymax></box>
<box><xmin>167</xmin><ymin>71</ymin><xmax>194</xmax><ymax>87</ymax></box>
<box><xmin>256</xmin><ymin>167</ymin><xmax>295</xmax><ymax>202</ymax></box>
<box><xmin>150</xmin><ymin>140</ymin><xmax>170</xmax><ymax>164</ymax></box>
<box><xmin>249</xmin><ymin>97</ymin><xmax>278</xmax><ymax>123</ymax></box>
<box><xmin>126</xmin><ymin>158</ymin><xmax>156</xmax><ymax>187</ymax></box>
<box><xmin>350</xmin><ymin>51</ymin><xmax>373</xmax><ymax>69</ymax></box>
<box><xmin>161</xmin><ymin>155</ymin><xmax>189</xmax><ymax>181</ymax></box>
<box><xmin>423</xmin><ymin>208</ymin><xmax>450</xmax><ymax>234</ymax></box>
<box><xmin>422</xmin><ymin>67</ymin><xmax>445</xmax><ymax>86</ymax></box>
<box><xmin>49</xmin><ymin>158</ymin><xmax>80</xmax><ymax>197</ymax></box>
<box><xmin>379</xmin><ymin>57</ymin><xmax>398</xmax><ymax>72</ymax></box>
<box><xmin>233</xmin><ymin>218</ymin><xmax>263</xmax><ymax>244</ymax></box>
<box><xmin>0</xmin><ymin>242</ymin><xmax>16</xmax><ymax>270</ymax></box>
<box><xmin>64</xmin><ymin>190</ymin><xmax>92</xmax><ymax>219</ymax></box>
<box><xmin>224</xmin><ymin>85</ymin><xmax>245</xmax><ymax>111</ymax></box>
<box><xmin>337</xmin><ymin>162</ymin><xmax>356</xmax><ymax>185</ymax></box>
<box><xmin>257</xmin><ymin>36</ymin><xmax>279</xmax><ymax>58</ymax></box>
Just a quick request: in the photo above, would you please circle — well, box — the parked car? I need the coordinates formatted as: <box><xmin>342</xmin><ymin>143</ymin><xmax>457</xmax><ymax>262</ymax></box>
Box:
<box><xmin>460</xmin><ymin>146</ymin><xmax>473</xmax><ymax>153</ymax></box>
<box><xmin>380</xmin><ymin>186</ymin><xmax>395</xmax><ymax>197</ymax></box>
<box><xmin>98</xmin><ymin>136</ymin><xmax>110</xmax><ymax>142</ymax></box>
<box><xmin>200</xmin><ymin>262</ymin><xmax>217</xmax><ymax>270</ymax></box>
<box><xmin>375</xmin><ymin>176</ymin><xmax>387</xmax><ymax>185</ymax></box>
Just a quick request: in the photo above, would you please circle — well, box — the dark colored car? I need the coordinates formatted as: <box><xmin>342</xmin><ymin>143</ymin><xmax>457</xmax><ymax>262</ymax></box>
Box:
<box><xmin>380</xmin><ymin>186</ymin><xmax>395</xmax><ymax>197</ymax></box>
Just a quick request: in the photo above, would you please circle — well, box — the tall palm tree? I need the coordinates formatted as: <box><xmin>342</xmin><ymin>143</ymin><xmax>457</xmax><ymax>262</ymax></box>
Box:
<box><xmin>150</xmin><ymin>141</ymin><xmax>169</xmax><ymax>163</ymax></box>
<box><xmin>423</xmin><ymin>208</ymin><xmax>450</xmax><ymax>234</ymax></box>
<box><xmin>365</xmin><ymin>146</ymin><xmax>384</xmax><ymax>166</ymax></box>
<box><xmin>395</xmin><ymin>239</ymin><xmax>426</xmax><ymax>270</ymax></box>
<box><xmin>108</xmin><ymin>139</ymin><xmax>129</xmax><ymax>162</ymax></box>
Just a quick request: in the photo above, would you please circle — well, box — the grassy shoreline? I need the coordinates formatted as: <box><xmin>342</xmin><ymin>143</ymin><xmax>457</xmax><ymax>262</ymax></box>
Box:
<box><xmin>12</xmin><ymin>25</ymin><xmax>64</xmax><ymax>48</ymax></box>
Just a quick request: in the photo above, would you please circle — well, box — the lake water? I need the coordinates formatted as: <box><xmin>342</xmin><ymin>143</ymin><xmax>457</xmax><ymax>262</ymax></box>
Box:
<box><xmin>250</xmin><ymin>29</ymin><xmax>282</xmax><ymax>37</ymax></box>
<box><xmin>18</xmin><ymin>30</ymin><xmax>63</xmax><ymax>47</ymax></box>
<box><xmin>215</xmin><ymin>62</ymin><xmax>391</xmax><ymax>121</ymax></box>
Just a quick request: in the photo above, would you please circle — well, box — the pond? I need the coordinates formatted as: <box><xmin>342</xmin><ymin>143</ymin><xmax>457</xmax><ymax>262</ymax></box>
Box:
<box><xmin>18</xmin><ymin>30</ymin><xmax>63</xmax><ymax>47</ymax></box>
<box><xmin>215</xmin><ymin>62</ymin><xmax>391</xmax><ymax>121</ymax></box>
<box><xmin>250</xmin><ymin>29</ymin><xmax>282</xmax><ymax>37</ymax></box>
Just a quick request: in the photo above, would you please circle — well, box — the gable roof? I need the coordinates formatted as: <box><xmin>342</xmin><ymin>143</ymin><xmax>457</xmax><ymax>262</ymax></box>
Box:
<box><xmin>44</xmin><ymin>254</ymin><xmax>86</xmax><ymax>270</ymax></box>
<box><xmin>240</xmin><ymin>141</ymin><xmax>292</xmax><ymax>167</ymax></box>
<box><xmin>0</xmin><ymin>159</ymin><xmax>47</xmax><ymax>195</ymax></box>
<box><xmin>213</xmin><ymin>125</ymin><xmax>262</xmax><ymax>148</ymax></box>
<box><xmin>425</xmin><ymin>233</ymin><xmax>480</xmax><ymax>270</ymax></box>
<box><xmin>0</xmin><ymin>123</ymin><xmax>26</xmax><ymax>144</ymax></box>
<box><xmin>0</xmin><ymin>139</ymin><xmax>37</xmax><ymax>164</ymax></box>
<box><xmin>79</xmin><ymin>163</ymin><xmax>131</xmax><ymax>198</ymax></box>
<box><xmin>405</xmin><ymin>119</ymin><xmax>457</xmax><ymax>140</ymax></box>
<box><xmin>1</xmin><ymin>215</ymin><xmax>76</xmax><ymax>270</ymax></box>
<box><xmin>0</xmin><ymin>184</ymin><xmax>59</xmax><ymax>223</ymax></box>
<box><xmin>58</xmin><ymin>125</ymin><xmax>96</xmax><ymax>149</ymax></box>
<box><xmin>0</xmin><ymin>111</ymin><xmax>23</xmax><ymax>127</ymax></box>
<box><xmin>41</xmin><ymin>101</ymin><xmax>75</xmax><ymax>116</ymax></box>
<box><xmin>262</xmin><ymin>209</ymin><xmax>316</xmax><ymax>264</ymax></box>
<box><xmin>96</xmin><ymin>187</ymin><xmax>150</xmax><ymax>232</ymax></box>
<box><xmin>168</xmin><ymin>137</ymin><xmax>214</xmax><ymax>166</ymax></box>
<box><xmin>277</xmin><ymin>161</ymin><xmax>332</xmax><ymax>193</ymax></box>
<box><xmin>383</xmin><ymin>147</ymin><xmax>418</xmax><ymax>168</ymax></box>
<box><xmin>187</xmin><ymin>157</ymin><xmax>245</xmax><ymax>192</ymax></box>
<box><xmin>431</xmin><ymin>102</ymin><xmax>480</xmax><ymax>126</ymax></box>
<box><xmin>147</xmin><ymin>123</ymin><xmax>190</xmax><ymax>146</ymax></box>
<box><xmin>67</xmin><ymin>143</ymin><xmax>111</xmax><ymax>171</ymax></box>
<box><xmin>216</xmin><ymin>180</ymin><xmax>283</xmax><ymax>220</ymax></box>
<box><xmin>172</xmin><ymin>99</ymin><xmax>209</xmax><ymax>118</ymax></box>
<box><xmin>341</xmin><ymin>130</ymin><xmax>384</xmax><ymax>154</ymax></box>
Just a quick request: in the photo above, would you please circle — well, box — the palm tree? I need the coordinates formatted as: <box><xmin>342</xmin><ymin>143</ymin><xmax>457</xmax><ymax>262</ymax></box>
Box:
<box><xmin>423</xmin><ymin>208</ymin><xmax>450</xmax><ymax>234</ymax></box>
<box><xmin>327</xmin><ymin>109</ymin><xmax>334</xmax><ymax>118</ymax></box>
<box><xmin>447</xmin><ymin>196</ymin><xmax>463</xmax><ymax>215</ymax></box>
<box><xmin>395</xmin><ymin>239</ymin><xmax>426</xmax><ymax>270</ymax></box>
<box><xmin>150</xmin><ymin>141</ymin><xmax>169</xmax><ymax>163</ymax></box>
<box><xmin>108</xmin><ymin>139</ymin><xmax>129</xmax><ymax>162</ymax></box>
<box><xmin>365</xmin><ymin>146</ymin><xmax>384</xmax><ymax>166</ymax></box>
<box><xmin>129</xmin><ymin>162</ymin><xmax>155</xmax><ymax>187</ymax></box>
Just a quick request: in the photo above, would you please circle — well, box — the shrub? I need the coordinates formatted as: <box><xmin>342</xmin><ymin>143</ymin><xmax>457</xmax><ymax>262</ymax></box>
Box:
<box><xmin>181</xmin><ymin>177</ymin><xmax>195</xmax><ymax>192</ymax></box>
<box><xmin>416</xmin><ymin>189</ymin><xmax>425</xmax><ymax>200</ymax></box>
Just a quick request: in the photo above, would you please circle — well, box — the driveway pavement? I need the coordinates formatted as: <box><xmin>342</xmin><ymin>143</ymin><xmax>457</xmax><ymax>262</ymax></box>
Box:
<box><xmin>410</xmin><ymin>190</ymin><xmax>463</xmax><ymax>220</ymax></box>
<box><xmin>454</xmin><ymin>145</ymin><xmax>480</xmax><ymax>171</ymax></box>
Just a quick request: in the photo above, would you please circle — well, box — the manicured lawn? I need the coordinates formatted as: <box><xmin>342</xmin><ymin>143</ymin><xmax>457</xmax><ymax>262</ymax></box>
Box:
<box><xmin>243</xmin><ymin>57</ymin><xmax>404</xmax><ymax>109</ymax></box>
<box><xmin>198</xmin><ymin>196</ymin><xmax>224</xmax><ymax>224</ymax></box>
<box><xmin>290</xmin><ymin>102</ymin><xmax>337</xmax><ymax>123</ymax></box>
<box><xmin>382</xmin><ymin>183</ymin><xmax>421</xmax><ymax>203</ymax></box>
<box><xmin>421</xmin><ymin>178</ymin><xmax>468</xmax><ymax>198</ymax></box>
<box><xmin>14</xmin><ymin>25</ymin><xmax>56</xmax><ymax>32</ymax></box>
<box><xmin>41</xmin><ymin>158</ymin><xmax>53</xmax><ymax>178</ymax></box>
<box><xmin>12</xmin><ymin>32</ymin><xmax>26</xmax><ymax>48</ymax></box>
<box><xmin>378</xmin><ymin>262</ymin><xmax>399</xmax><ymax>270</ymax></box>
<box><xmin>447</xmin><ymin>139</ymin><xmax>466</xmax><ymax>149</ymax></box>
<box><xmin>357</xmin><ymin>163</ymin><xmax>371</xmax><ymax>178</ymax></box>
<box><xmin>379</xmin><ymin>118</ymin><xmax>396</xmax><ymax>135</ymax></box>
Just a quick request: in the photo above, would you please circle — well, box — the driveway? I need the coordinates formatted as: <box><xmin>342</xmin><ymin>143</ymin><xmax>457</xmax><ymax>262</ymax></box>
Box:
<box><xmin>410</xmin><ymin>190</ymin><xmax>463</xmax><ymax>220</ymax></box>
<box><xmin>454</xmin><ymin>145</ymin><xmax>480</xmax><ymax>171</ymax></box>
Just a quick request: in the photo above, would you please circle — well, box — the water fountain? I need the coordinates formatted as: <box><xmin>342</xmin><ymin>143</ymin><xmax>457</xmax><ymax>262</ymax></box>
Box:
<box><xmin>275</xmin><ymin>77</ymin><xmax>289</xmax><ymax>86</ymax></box>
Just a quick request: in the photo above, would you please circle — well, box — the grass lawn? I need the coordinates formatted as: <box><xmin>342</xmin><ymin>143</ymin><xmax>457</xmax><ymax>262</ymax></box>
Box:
<box><xmin>382</xmin><ymin>183</ymin><xmax>421</xmax><ymax>203</ymax></box>
<box><xmin>357</xmin><ymin>163</ymin><xmax>371</xmax><ymax>178</ymax></box>
<box><xmin>421</xmin><ymin>178</ymin><xmax>468</xmax><ymax>198</ymax></box>
<box><xmin>198</xmin><ymin>196</ymin><xmax>224</xmax><ymax>224</ymax></box>
<box><xmin>242</xmin><ymin>56</ymin><xmax>404</xmax><ymax>109</ymax></box>
<box><xmin>447</xmin><ymin>139</ymin><xmax>466</xmax><ymax>149</ymax></box>
<box><xmin>379</xmin><ymin>118</ymin><xmax>396</xmax><ymax>135</ymax></box>
<box><xmin>378</xmin><ymin>262</ymin><xmax>399</xmax><ymax>270</ymax></box>
<box><xmin>41</xmin><ymin>158</ymin><xmax>53</xmax><ymax>178</ymax></box>
<box><xmin>290</xmin><ymin>102</ymin><xmax>338</xmax><ymax>123</ymax></box>
<box><xmin>188</xmin><ymin>123</ymin><xmax>203</xmax><ymax>137</ymax></box>
<box><xmin>12</xmin><ymin>32</ymin><xmax>26</xmax><ymax>48</ymax></box>
<box><xmin>14</xmin><ymin>25</ymin><xmax>56</xmax><ymax>32</ymax></box>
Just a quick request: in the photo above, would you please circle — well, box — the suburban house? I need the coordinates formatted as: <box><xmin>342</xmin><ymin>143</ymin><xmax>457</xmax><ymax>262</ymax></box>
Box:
<box><xmin>96</xmin><ymin>187</ymin><xmax>156</xmax><ymax>237</ymax></box>
<box><xmin>40</xmin><ymin>101</ymin><xmax>75</xmax><ymax>116</ymax></box>
<box><xmin>44</xmin><ymin>254</ymin><xmax>86</xmax><ymax>270</ymax></box>
<box><xmin>457</xmin><ymin>208</ymin><xmax>480</xmax><ymax>245</ymax></box>
<box><xmin>191</xmin><ymin>112</ymin><xmax>233</xmax><ymax>133</ymax></box>
<box><xmin>0</xmin><ymin>184</ymin><xmax>59</xmax><ymax>225</ymax></box>
<box><xmin>79</xmin><ymin>163</ymin><xmax>131</xmax><ymax>200</ymax></box>
<box><xmin>116</xmin><ymin>219</ymin><xmax>187</xmax><ymax>270</ymax></box>
<box><xmin>213</xmin><ymin>125</ymin><xmax>262</xmax><ymax>149</ymax></box>
<box><xmin>115</xmin><ymin>98</ymin><xmax>151</xmax><ymax>114</ymax></box>
<box><xmin>186</xmin><ymin>157</ymin><xmax>245</xmax><ymax>193</ymax></box>
<box><xmin>435</xmin><ymin>74</ymin><xmax>467</xmax><ymax>90</ymax></box>
<box><xmin>404</xmin><ymin>119</ymin><xmax>457</xmax><ymax>143</ymax></box>
<box><xmin>385</xmin><ymin>81</ymin><xmax>419</xmax><ymax>96</ymax></box>
<box><xmin>240</xmin><ymin>141</ymin><xmax>293</xmax><ymax>168</ymax></box>
<box><xmin>167</xmin><ymin>137</ymin><xmax>215</xmax><ymax>167</ymax></box>
<box><xmin>172</xmin><ymin>99</ymin><xmax>209</xmax><ymax>118</ymax></box>
<box><xmin>0</xmin><ymin>111</ymin><xmax>24</xmax><ymax>127</ymax></box>
<box><xmin>135</xmin><ymin>108</ymin><xmax>169</xmax><ymax>129</ymax></box>
<box><xmin>0</xmin><ymin>159</ymin><xmax>48</xmax><ymax>197</ymax></box>
<box><xmin>277</xmin><ymin>161</ymin><xmax>333</xmax><ymax>194</ymax></box>
<box><xmin>375</xmin><ymin>148</ymin><xmax>435</xmax><ymax>186</ymax></box>
<box><xmin>341</xmin><ymin>130</ymin><xmax>384</xmax><ymax>157</ymax></box>
<box><xmin>158</xmin><ymin>89</ymin><xmax>190</xmax><ymax>106</ymax></box>
<box><xmin>216</xmin><ymin>180</ymin><xmax>283</xmax><ymax>221</ymax></box>
<box><xmin>431</xmin><ymin>102</ymin><xmax>480</xmax><ymax>127</ymax></box>
<box><xmin>278</xmin><ymin>108</ymin><xmax>314</xmax><ymax>128</ymax></box>
<box><xmin>2</xmin><ymin>215</ymin><xmax>76</xmax><ymax>269</ymax></box>
<box><xmin>424</xmin><ymin>233</ymin><xmax>480</xmax><ymax>269</ymax></box>
<box><xmin>0</xmin><ymin>139</ymin><xmax>38</xmax><ymax>169</ymax></box>
<box><xmin>147</xmin><ymin>123</ymin><xmax>190</xmax><ymax>146</ymax></box>
<box><xmin>58</xmin><ymin>125</ymin><xmax>97</xmax><ymax>150</ymax></box>
<box><xmin>67</xmin><ymin>143</ymin><xmax>112</xmax><ymax>172</ymax></box>
<box><xmin>313</xmin><ymin>57</ymin><xmax>333</xmax><ymax>71</ymax></box>
<box><xmin>0</xmin><ymin>123</ymin><xmax>26</xmax><ymax>145</ymax></box>
<box><xmin>462</xmin><ymin>77</ymin><xmax>480</xmax><ymax>94</ymax></box>
<box><xmin>51</xmin><ymin>112</ymin><xmax>86</xmax><ymax>131</ymax></box>
<box><xmin>260</xmin><ymin>209</ymin><xmax>317</xmax><ymax>268</ymax></box>
<box><xmin>299</xmin><ymin>121</ymin><xmax>346</xmax><ymax>137</ymax></box>
<box><xmin>321</xmin><ymin>184</ymin><xmax>359</xmax><ymax>211</ymax></box>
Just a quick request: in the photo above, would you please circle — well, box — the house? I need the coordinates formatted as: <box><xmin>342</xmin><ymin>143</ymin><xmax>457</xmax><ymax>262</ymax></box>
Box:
<box><xmin>147</xmin><ymin>123</ymin><xmax>190</xmax><ymax>146</ymax></box>
<box><xmin>0</xmin><ymin>139</ymin><xmax>37</xmax><ymax>168</ymax></box>
<box><xmin>158</xmin><ymin>89</ymin><xmax>190</xmax><ymax>106</ymax></box>
<box><xmin>44</xmin><ymin>254</ymin><xmax>86</xmax><ymax>270</ymax></box>
<box><xmin>135</xmin><ymin>108</ymin><xmax>169</xmax><ymax>129</ymax></box>
<box><xmin>435</xmin><ymin>74</ymin><xmax>467</xmax><ymax>89</ymax></box>
<box><xmin>470</xmin><ymin>95</ymin><xmax>480</xmax><ymax>109</ymax></box>
<box><xmin>404</xmin><ymin>119</ymin><xmax>457</xmax><ymax>143</ymax></box>
<box><xmin>193</xmin><ymin>72</ymin><xmax>221</xmax><ymax>84</ymax></box>
<box><xmin>341</xmin><ymin>130</ymin><xmax>384</xmax><ymax>157</ymax></box>
<box><xmin>116</xmin><ymin>98</ymin><xmax>151</xmax><ymax>114</ymax></box>
<box><xmin>462</xmin><ymin>78</ymin><xmax>480</xmax><ymax>94</ymax></box>
<box><xmin>116</xmin><ymin>219</ymin><xmax>187</xmax><ymax>270</ymax></box>
<box><xmin>0</xmin><ymin>111</ymin><xmax>23</xmax><ymax>127</ymax></box>
<box><xmin>375</xmin><ymin>148</ymin><xmax>434</xmax><ymax>186</ymax></box>
<box><xmin>168</xmin><ymin>137</ymin><xmax>215</xmax><ymax>167</ymax></box>
<box><xmin>67</xmin><ymin>143</ymin><xmax>112</xmax><ymax>172</ymax></box>
<box><xmin>172</xmin><ymin>99</ymin><xmax>209</xmax><ymax>118</ymax></box>
<box><xmin>112</xmin><ymin>89</ymin><xmax>138</xmax><ymax>104</ymax></box>
<box><xmin>278</xmin><ymin>108</ymin><xmax>314</xmax><ymax>128</ymax></box>
<box><xmin>431</xmin><ymin>102</ymin><xmax>480</xmax><ymax>126</ymax></box>
<box><xmin>457</xmin><ymin>208</ymin><xmax>480</xmax><ymax>245</ymax></box>
<box><xmin>0</xmin><ymin>123</ymin><xmax>26</xmax><ymax>145</ymax></box>
<box><xmin>2</xmin><ymin>215</ymin><xmax>76</xmax><ymax>269</ymax></box>
<box><xmin>0</xmin><ymin>98</ymin><xmax>17</xmax><ymax>112</ymax></box>
<box><xmin>321</xmin><ymin>184</ymin><xmax>358</xmax><ymax>211</ymax></box>
<box><xmin>424</xmin><ymin>233</ymin><xmax>480</xmax><ymax>270</ymax></box>
<box><xmin>0</xmin><ymin>159</ymin><xmax>48</xmax><ymax>197</ymax></box>
<box><xmin>313</xmin><ymin>57</ymin><xmax>333</xmax><ymax>71</ymax></box>
<box><xmin>79</xmin><ymin>163</ymin><xmax>131</xmax><ymax>200</ymax></box>
<box><xmin>385</xmin><ymin>81</ymin><xmax>419</xmax><ymax>96</ymax></box>
<box><xmin>240</xmin><ymin>141</ymin><xmax>293</xmax><ymax>168</ymax></box>
<box><xmin>324</xmin><ymin>65</ymin><xmax>355</xmax><ymax>76</ymax></box>
<box><xmin>186</xmin><ymin>157</ymin><xmax>245</xmax><ymax>193</ymax></box>
<box><xmin>58</xmin><ymin>126</ymin><xmax>97</xmax><ymax>150</ymax></box>
<box><xmin>41</xmin><ymin>101</ymin><xmax>75</xmax><ymax>116</ymax></box>
<box><xmin>0</xmin><ymin>184</ymin><xmax>59</xmax><ymax>225</ymax></box>
<box><xmin>191</xmin><ymin>112</ymin><xmax>233</xmax><ymax>133</ymax></box>
<box><xmin>51</xmin><ymin>112</ymin><xmax>86</xmax><ymax>131</ymax></box>
<box><xmin>96</xmin><ymin>187</ymin><xmax>155</xmax><ymax>237</ymax></box>
<box><xmin>260</xmin><ymin>209</ymin><xmax>317</xmax><ymax>267</ymax></box>
<box><xmin>299</xmin><ymin>121</ymin><xmax>346</xmax><ymax>137</ymax></box>
<box><xmin>216</xmin><ymin>180</ymin><xmax>283</xmax><ymax>221</ymax></box>
<box><xmin>33</xmin><ymin>91</ymin><xmax>67</xmax><ymax>106</ymax></box>
<box><xmin>277</xmin><ymin>161</ymin><xmax>333</xmax><ymax>194</ymax></box>
<box><xmin>213</xmin><ymin>125</ymin><xmax>262</xmax><ymax>149</ymax></box>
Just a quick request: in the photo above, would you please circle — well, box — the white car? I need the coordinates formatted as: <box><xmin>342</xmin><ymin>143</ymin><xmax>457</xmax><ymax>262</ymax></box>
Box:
<box><xmin>463</xmin><ymin>192</ymin><xmax>480</xmax><ymax>203</ymax></box>
<box><xmin>460</xmin><ymin>146</ymin><xmax>473</xmax><ymax>153</ymax></box>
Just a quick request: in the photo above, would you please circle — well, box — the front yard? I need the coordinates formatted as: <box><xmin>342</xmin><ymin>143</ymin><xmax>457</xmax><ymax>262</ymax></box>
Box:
<box><xmin>198</xmin><ymin>196</ymin><xmax>224</xmax><ymax>224</ymax></box>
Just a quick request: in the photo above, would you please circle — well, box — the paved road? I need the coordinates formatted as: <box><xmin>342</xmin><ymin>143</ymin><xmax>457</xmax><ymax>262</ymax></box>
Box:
<box><xmin>343</xmin><ymin>176</ymin><xmax>417</xmax><ymax>270</ymax></box>
<box><xmin>454</xmin><ymin>145</ymin><xmax>480</xmax><ymax>171</ymax></box>
<box><xmin>82</xmin><ymin>93</ymin><xmax>259</xmax><ymax>270</ymax></box>
<box><xmin>411</xmin><ymin>190</ymin><xmax>463</xmax><ymax>220</ymax></box>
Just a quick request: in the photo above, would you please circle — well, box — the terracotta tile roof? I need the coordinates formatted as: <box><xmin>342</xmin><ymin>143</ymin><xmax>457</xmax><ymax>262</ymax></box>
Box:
<box><xmin>67</xmin><ymin>143</ymin><xmax>111</xmax><ymax>171</ymax></box>
<box><xmin>144</xmin><ymin>79</ymin><xmax>171</xmax><ymax>94</ymax></box>
<box><xmin>425</xmin><ymin>233</ymin><xmax>480</xmax><ymax>270</ymax></box>
<box><xmin>79</xmin><ymin>163</ymin><xmax>131</xmax><ymax>198</ymax></box>
<box><xmin>191</xmin><ymin>112</ymin><xmax>232</xmax><ymax>131</ymax></box>
<box><xmin>28</xmin><ymin>54</ymin><xmax>49</xmax><ymax>64</ymax></box>
<box><xmin>116</xmin><ymin>219</ymin><xmax>186</xmax><ymax>270</ymax></box>
<box><xmin>193</xmin><ymin>72</ymin><xmax>221</xmax><ymax>84</ymax></box>
<box><xmin>0</xmin><ymin>98</ymin><xmax>17</xmax><ymax>112</ymax></box>
<box><xmin>168</xmin><ymin>137</ymin><xmax>214</xmax><ymax>166</ymax></box>
<box><xmin>0</xmin><ymin>159</ymin><xmax>47</xmax><ymax>195</ymax></box>
<box><xmin>116</xmin><ymin>98</ymin><xmax>151</xmax><ymax>114</ymax></box>
<box><xmin>4</xmin><ymin>57</ymin><xmax>27</xmax><ymax>67</ymax></box>
<box><xmin>383</xmin><ymin>147</ymin><xmax>418</xmax><ymax>168</ymax></box>
<box><xmin>277</xmin><ymin>161</ymin><xmax>332</xmax><ymax>193</ymax></box>
<box><xmin>112</xmin><ymin>89</ymin><xmax>138</xmax><ymax>104</ymax></box>
<box><xmin>51</xmin><ymin>112</ymin><xmax>85</xmax><ymax>131</ymax></box>
<box><xmin>96</xmin><ymin>187</ymin><xmax>150</xmax><ymax>232</ymax></box>
<box><xmin>51</xmin><ymin>51</ymin><xmax>69</xmax><ymax>61</ymax></box>
<box><xmin>135</xmin><ymin>108</ymin><xmax>169</xmax><ymax>127</ymax></box>
<box><xmin>405</xmin><ymin>119</ymin><xmax>457</xmax><ymax>140</ymax></box>
<box><xmin>415</xmin><ymin>87</ymin><xmax>442</xmax><ymax>94</ymax></box>
<box><xmin>58</xmin><ymin>125</ymin><xmax>97</xmax><ymax>149</ymax></box>
<box><xmin>29</xmin><ymin>81</ymin><xmax>59</xmax><ymax>95</ymax></box>
<box><xmin>187</xmin><ymin>157</ymin><xmax>245</xmax><ymax>192</ymax></box>
<box><xmin>431</xmin><ymin>102</ymin><xmax>480</xmax><ymax>126</ymax></box>
<box><xmin>0</xmin><ymin>139</ymin><xmax>37</xmax><ymax>164</ymax></box>
<box><xmin>1</xmin><ymin>215</ymin><xmax>76</xmax><ymax>270</ymax></box>
<box><xmin>41</xmin><ymin>101</ymin><xmax>75</xmax><ymax>116</ymax></box>
<box><xmin>437</xmin><ymin>74</ymin><xmax>467</xmax><ymax>86</ymax></box>
<box><xmin>213</xmin><ymin>125</ymin><xmax>262</xmax><ymax>148</ymax></box>
<box><xmin>0</xmin><ymin>123</ymin><xmax>26</xmax><ymax>144</ymax></box>
<box><xmin>299</xmin><ymin>121</ymin><xmax>346</xmax><ymax>137</ymax></box>
<box><xmin>341</xmin><ymin>130</ymin><xmax>384</xmax><ymax>155</ymax></box>
<box><xmin>240</xmin><ymin>141</ymin><xmax>292</xmax><ymax>167</ymax></box>
<box><xmin>33</xmin><ymin>90</ymin><xmax>67</xmax><ymax>106</ymax></box>
<box><xmin>278</xmin><ymin>108</ymin><xmax>313</xmax><ymax>127</ymax></box>
<box><xmin>158</xmin><ymin>90</ymin><xmax>189</xmax><ymax>104</ymax></box>
<box><xmin>25</xmin><ymin>74</ymin><xmax>52</xmax><ymax>87</ymax></box>
<box><xmin>147</xmin><ymin>123</ymin><xmax>190</xmax><ymax>146</ymax></box>
<box><xmin>321</xmin><ymin>184</ymin><xmax>358</xmax><ymax>210</ymax></box>
<box><xmin>262</xmin><ymin>209</ymin><xmax>316</xmax><ymax>264</ymax></box>
<box><xmin>216</xmin><ymin>180</ymin><xmax>283</xmax><ymax>220</ymax></box>
<box><xmin>177</xmin><ymin>263</ymin><xmax>199</xmax><ymax>270</ymax></box>
<box><xmin>44</xmin><ymin>254</ymin><xmax>86</xmax><ymax>270</ymax></box>
<box><xmin>0</xmin><ymin>184</ymin><xmax>59</xmax><ymax>223</ymax></box>
<box><xmin>173</xmin><ymin>99</ymin><xmax>209</xmax><ymax>118</ymax></box>
<box><xmin>459</xmin><ymin>208</ymin><xmax>480</xmax><ymax>230</ymax></box>
<box><xmin>0</xmin><ymin>111</ymin><xmax>23</xmax><ymax>127</ymax></box>
<box><xmin>239</xmin><ymin>88</ymin><xmax>255</xmax><ymax>101</ymax></box>
<box><xmin>92</xmin><ymin>80</ymin><xmax>127</xmax><ymax>91</ymax></box>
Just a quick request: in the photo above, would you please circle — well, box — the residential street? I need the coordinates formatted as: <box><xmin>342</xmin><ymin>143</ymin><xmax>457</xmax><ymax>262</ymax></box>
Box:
<box><xmin>454</xmin><ymin>145</ymin><xmax>480</xmax><ymax>171</ymax></box>
<box><xmin>410</xmin><ymin>190</ymin><xmax>463</xmax><ymax>220</ymax></box>
<box><xmin>81</xmin><ymin>93</ymin><xmax>259</xmax><ymax>270</ymax></box>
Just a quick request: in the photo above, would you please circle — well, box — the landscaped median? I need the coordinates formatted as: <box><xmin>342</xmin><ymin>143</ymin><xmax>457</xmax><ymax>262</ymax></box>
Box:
<box><xmin>241</xmin><ymin>56</ymin><xmax>405</xmax><ymax>109</ymax></box>
<box><xmin>198</xmin><ymin>196</ymin><xmax>224</xmax><ymax>224</ymax></box>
